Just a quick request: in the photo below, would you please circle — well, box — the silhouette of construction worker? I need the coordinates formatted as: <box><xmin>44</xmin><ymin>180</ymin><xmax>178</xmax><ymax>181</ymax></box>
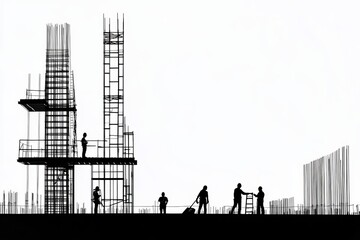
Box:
<box><xmin>93</xmin><ymin>186</ymin><xmax>101</xmax><ymax>214</ymax></box>
<box><xmin>254</xmin><ymin>186</ymin><xmax>265</xmax><ymax>215</ymax></box>
<box><xmin>196</xmin><ymin>185</ymin><xmax>209</xmax><ymax>214</ymax></box>
<box><xmin>158</xmin><ymin>192</ymin><xmax>168</xmax><ymax>214</ymax></box>
<box><xmin>230</xmin><ymin>183</ymin><xmax>252</xmax><ymax>214</ymax></box>
<box><xmin>81</xmin><ymin>132</ymin><xmax>88</xmax><ymax>158</ymax></box>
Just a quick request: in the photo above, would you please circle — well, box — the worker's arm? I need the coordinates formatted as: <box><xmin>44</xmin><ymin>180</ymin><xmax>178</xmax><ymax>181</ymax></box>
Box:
<box><xmin>240</xmin><ymin>189</ymin><xmax>251</xmax><ymax>195</ymax></box>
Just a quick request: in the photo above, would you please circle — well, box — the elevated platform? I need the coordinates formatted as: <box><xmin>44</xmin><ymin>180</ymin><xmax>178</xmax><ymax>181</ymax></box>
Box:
<box><xmin>18</xmin><ymin>157</ymin><xmax>137</xmax><ymax>166</ymax></box>
<box><xmin>18</xmin><ymin>99</ymin><xmax>77</xmax><ymax>112</ymax></box>
<box><xmin>18</xmin><ymin>99</ymin><xmax>49</xmax><ymax>111</ymax></box>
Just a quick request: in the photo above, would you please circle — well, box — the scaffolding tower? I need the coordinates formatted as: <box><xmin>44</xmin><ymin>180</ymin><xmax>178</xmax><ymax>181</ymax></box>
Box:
<box><xmin>91</xmin><ymin>15</ymin><xmax>135</xmax><ymax>214</ymax></box>
<box><xmin>17</xmin><ymin>15</ymin><xmax>136</xmax><ymax>214</ymax></box>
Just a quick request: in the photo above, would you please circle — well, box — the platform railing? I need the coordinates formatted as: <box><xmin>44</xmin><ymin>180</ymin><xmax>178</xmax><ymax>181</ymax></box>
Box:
<box><xmin>18</xmin><ymin>140</ymin><xmax>44</xmax><ymax>158</ymax></box>
<box><xmin>26</xmin><ymin>89</ymin><xmax>45</xmax><ymax>100</ymax></box>
<box><xmin>18</xmin><ymin>139</ymin><xmax>99</xmax><ymax>159</ymax></box>
<box><xmin>18</xmin><ymin>139</ymin><xmax>135</xmax><ymax>159</ymax></box>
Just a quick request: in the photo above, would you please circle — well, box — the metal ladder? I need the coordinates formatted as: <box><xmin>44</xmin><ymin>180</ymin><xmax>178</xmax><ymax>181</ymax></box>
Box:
<box><xmin>245</xmin><ymin>194</ymin><xmax>254</xmax><ymax>214</ymax></box>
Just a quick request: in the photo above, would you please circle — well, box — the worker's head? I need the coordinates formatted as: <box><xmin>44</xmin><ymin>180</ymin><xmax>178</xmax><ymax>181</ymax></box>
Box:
<box><xmin>203</xmin><ymin>185</ymin><xmax>207</xmax><ymax>190</ymax></box>
<box><xmin>258</xmin><ymin>186</ymin><xmax>262</xmax><ymax>191</ymax></box>
<box><xmin>83</xmin><ymin>132</ymin><xmax>87</xmax><ymax>137</ymax></box>
<box><xmin>161</xmin><ymin>192</ymin><xmax>165</xmax><ymax>196</ymax></box>
<box><xmin>237</xmin><ymin>183</ymin><xmax>242</xmax><ymax>188</ymax></box>
<box><xmin>95</xmin><ymin>186</ymin><xmax>99</xmax><ymax>191</ymax></box>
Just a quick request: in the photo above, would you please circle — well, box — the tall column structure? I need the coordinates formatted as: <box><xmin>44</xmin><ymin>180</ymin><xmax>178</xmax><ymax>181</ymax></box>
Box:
<box><xmin>91</xmin><ymin>14</ymin><xmax>135</xmax><ymax>214</ymax></box>
<box><xmin>44</xmin><ymin>24</ymin><xmax>77</xmax><ymax>214</ymax></box>
<box><xmin>303</xmin><ymin>146</ymin><xmax>350</xmax><ymax>215</ymax></box>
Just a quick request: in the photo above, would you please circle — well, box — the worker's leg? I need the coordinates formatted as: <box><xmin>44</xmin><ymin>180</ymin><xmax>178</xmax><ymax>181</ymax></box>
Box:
<box><xmin>204</xmin><ymin>203</ymin><xmax>207</xmax><ymax>214</ymax></box>
<box><xmin>238</xmin><ymin>201</ymin><xmax>242</xmax><ymax>214</ymax></box>
<box><xmin>82</xmin><ymin>146</ymin><xmax>87</xmax><ymax>158</ymax></box>
<box><xmin>198</xmin><ymin>202</ymin><xmax>203</xmax><ymax>214</ymax></box>
<box><xmin>230</xmin><ymin>200</ymin><xmax>236</xmax><ymax>214</ymax></box>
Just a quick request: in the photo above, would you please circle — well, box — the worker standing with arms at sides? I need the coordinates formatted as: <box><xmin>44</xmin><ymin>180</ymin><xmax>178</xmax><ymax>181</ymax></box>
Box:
<box><xmin>81</xmin><ymin>132</ymin><xmax>88</xmax><ymax>158</ymax></box>
<box><xmin>158</xmin><ymin>192</ymin><xmax>169</xmax><ymax>214</ymax></box>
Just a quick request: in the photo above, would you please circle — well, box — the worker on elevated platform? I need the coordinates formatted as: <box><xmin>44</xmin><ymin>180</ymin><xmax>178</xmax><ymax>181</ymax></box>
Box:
<box><xmin>81</xmin><ymin>132</ymin><xmax>88</xmax><ymax>158</ymax></box>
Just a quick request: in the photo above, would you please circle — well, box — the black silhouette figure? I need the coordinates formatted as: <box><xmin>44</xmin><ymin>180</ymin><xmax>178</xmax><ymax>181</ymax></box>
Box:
<box><xmin>196</xmin><ymin>185</ymin><xmax>209</xmax><ymax>214</ymax></box>
<box><xmin>93</xmin><ymin>186</ymin><xmax>102</xmax><ymax>214</ymax></box>
<box><xmin>81</xmin><ymin>132</ymin><xmax>88</xmax><ymax>158</ymax></box>
<box><xmin>254</xmin><ymin>186</ymin><xmax>265</xmax><ymax>215</ymax></box>
<box><xmin>230</xmin><ymin>183</ymin><xmax>252</xmax><ymax>214</ymax></box>
<box><xmin>158</xmin><ymin>192</ymin><xmax>168</xmax><ymax>214</ymax></box>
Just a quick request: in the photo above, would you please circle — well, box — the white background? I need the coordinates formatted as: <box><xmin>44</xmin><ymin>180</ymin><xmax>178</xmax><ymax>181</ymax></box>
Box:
<box><xmin>1</xmin><ymin>0</ymin><xmax>360</xmax><ymax>211</ymax></box>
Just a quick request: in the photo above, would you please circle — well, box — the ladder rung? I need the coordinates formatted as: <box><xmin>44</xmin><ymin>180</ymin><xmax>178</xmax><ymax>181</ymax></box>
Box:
<box><xmin>46</xmin><ymin>121</ymin><xmax>68</xmax><ymax>123</ymax></box>
<box><xmin>45</xmin><ymin>133</ymin><xmax>68</xmax><ymax>135</ymax></box>
<box><xmin>46</xmin><ymin>144</ymin><xmax>70</xmax><ymax>146</ymax></box>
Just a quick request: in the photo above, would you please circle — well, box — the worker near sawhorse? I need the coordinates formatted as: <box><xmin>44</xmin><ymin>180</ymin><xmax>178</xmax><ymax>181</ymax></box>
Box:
<box><xmin>230</xmin><ymin>183</ymin><xmax>252</xmax><ymax>214</ymax></box>
<box><xmin>254</xmin><ymin>186</ymin><xmax>265</xmax><ymax>215</ymax></box>
<box><xmin>93</xmin><ymin>186</ymin><xmax>103</xmax><ymax>214</ymax></box>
